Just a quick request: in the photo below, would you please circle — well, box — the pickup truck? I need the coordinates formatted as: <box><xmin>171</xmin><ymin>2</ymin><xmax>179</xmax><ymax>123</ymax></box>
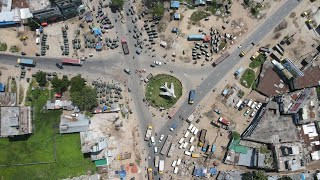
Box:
<box><xmin>145</xmin><ymin>125</ymin><xmax>153</xmax><ymax>141</ymax></box>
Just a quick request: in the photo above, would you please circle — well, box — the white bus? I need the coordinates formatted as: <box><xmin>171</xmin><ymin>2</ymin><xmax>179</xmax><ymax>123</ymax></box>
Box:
<box><xmin>188</xmin><ymin>124</ymin><xmax>194</xmax><ymax>131</ymax></box>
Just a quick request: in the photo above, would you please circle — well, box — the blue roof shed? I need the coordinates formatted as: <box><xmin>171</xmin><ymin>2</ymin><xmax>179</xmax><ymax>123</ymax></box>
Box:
<box><xmin>92</xmin><ymin>27</ymin><xmax>102</xmax><ymax>37</ymax></box>
<box><xmin>170</xmin><ymin>1</ymin><xmax>180</xmax><ymax>9</ymax></box>
<box><xmin>0</xmin><ymin>83</ymin><xmax>5</xmax><ymax>92</ymax></box>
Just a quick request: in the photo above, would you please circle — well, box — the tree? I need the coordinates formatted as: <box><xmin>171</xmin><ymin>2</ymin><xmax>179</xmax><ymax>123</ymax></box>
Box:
<box><xmin>70</xmin><ymin>75</ymin><xmax>86</xmax><ymax>93</ymax></box>
<box><xmin>244</xmin><ymin>0</ymin><xmax>250</xmax><ymax>6</ymax></box>
<box><xmin>71</xmin><ymin>86</ymin><xmax>97</xmax><ymax>111</ymax></box>
<box><xmin>35</xmin><ymin>71</ymin><xmax>47</xmax><ymax>87</ymax></box>
<box><xmin>151</xmin><ymin>2</ymin><xmax>164</xmax><ymax>17</ymax></box>
<box><xmin>251</xmin><ymin>7</ymin><xmax>259</xmax><ymax>17</ymax></box>
<box><xmin>111</xmin><ymin>0</ymin><xmax>124</xmax><ymax>10</ymax></box>
<box><xmin>242</xmin><ymin>171</ymin><xmax>267</xmax><ymax>180</ymax></box>
<box><xmin>232</xmin><ymin>131</ymin><xmax>241</xmax><ymax>140</ymax></box>
<box><xmin>51</xmin><ymin>76</ymin><xmax>70</xmax><ymax>93</ymax></box>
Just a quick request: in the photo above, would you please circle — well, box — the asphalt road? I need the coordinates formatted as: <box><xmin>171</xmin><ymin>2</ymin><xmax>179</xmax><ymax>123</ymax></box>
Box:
<box><xmin>148</xmin><ymin>0</ymin><xmax>302</xmax><ymax>177</ymax></box>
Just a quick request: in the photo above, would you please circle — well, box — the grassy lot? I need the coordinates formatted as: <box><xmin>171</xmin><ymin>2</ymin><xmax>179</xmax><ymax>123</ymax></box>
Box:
<box><xmin>190</xmin><ymin>10</ymin><xmax>210</xmax><ymax>22</ymax></box>
<box><xmin>0</xmin><ymin>42</ymin><xmax>7</xmax><ymax>51</ymax></box>
<box><xmin>9</xmin><ymin>45</ymin><xmax>20</xmax><ymax>53</ymax></box>
<box><xmin>240</xmin><ymin>69</ymin><xmax>256</xmax><ymax>88</ymax></box>
<box><xmin>249</xmin><ymin>53</ymin><xmax>267</xmax><ymax>69</ymax></box>
<box><xmin>146</xmin><ymin>74</ymin><xmax>182</xmax><ymax>109</ymax></box>
<box><xmin>11</xmin><ymin>79</ymin><xmax>17</xmax><ymax>93</ymax></box>
<box><xmin>0</xmin><ymin>86</ymin><xmax>95</xmax><ymax>179</ymax></box>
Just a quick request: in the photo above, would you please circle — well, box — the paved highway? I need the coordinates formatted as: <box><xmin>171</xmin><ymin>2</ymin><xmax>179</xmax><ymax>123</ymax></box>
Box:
<box><xmin>148</xmin><ymin>0</ymin><xmax>301</xmax><ymax>178</ymax></box>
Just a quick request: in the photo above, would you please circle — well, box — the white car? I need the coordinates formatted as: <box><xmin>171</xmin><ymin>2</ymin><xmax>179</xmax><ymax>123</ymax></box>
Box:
<box><xmin>251</xmin><ymin>102</ymin><xmax>257</xmax><ymax>109</ymax></box>
<box><xmin>250</xmin><ymin>110</ymin><xmax>257</xmax><ymax>117</ymax></box>
<box><xmin>244</xmin><ymin>109</ymin><xmax>250</xmax><ymax>116</ymax></box>
<box><xmin>154</xmin><ymin>147</ymin><xmax>158</xmax><ymax>153</ymax></box>
<box><xmin>153</xmin><ymin>61</ymin><xmax>162</xmax><ymax>65</ymax></box>
<box><xmin>159</xmin><ymin>135</ymin><xmax>164</xmax><ymax>143</ymax></box>
<box><xmin>256</xmin><ymin>102</ymin><xmax>262</xmax><ymax>110</ymax></box>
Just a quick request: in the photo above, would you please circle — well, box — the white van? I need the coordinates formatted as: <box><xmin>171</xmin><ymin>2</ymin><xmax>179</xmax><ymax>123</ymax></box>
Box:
<box><xmin>235</xmin><ymin>100</ymin><xmax>243</xmax><ymax>109</ymax></box>
<box><xmin>191</xmin><ymin>126</ymin><xmax>197</xmax><ymax>133</ymax></box>
<box><xmin>36</xmin><ymin>37</ymin><xmax>40</xmax><ymax>45</ymax></box>
<box><xmin>151</xmin><ymin>136</ymin><xmax>155</xmax><ymax>145</ymax></box>
<box><xmin>174</xmin><ymin>167</ymin><xmax>179</xmax><ymax>174</ymax></box>
<box><xmin>193</xmin><ymin>128</ymin><xmax>199</xmax><ymax>135</ymax></box>
<box><xmin>189</xmin><ymin>136</ymin><xmax>195</xmax><ymax>143</ymax></box>
<box><xmin>189</xmin><ymin>145</ymin><xmax>194</xmax><ymax>152</ymax></box>
<box><xmin>188</xmin><ymin>124</ymin><xmax>194</xmax><ymax>131</ymax></box>
<box><xmin>247</xmin><ymin>99</ymin><xmax>253</xmax><ymax>107</ymax></box>
<box><xmin>173</xmin><ymin>167</ymin><xmax>179</xmax><ymax>174</ymax></box>
<box><xmin>171</xmin><ymin>160</ymin><xmax>177</xmax><ymax>167</ymax></box>
<box><xmin>154</xmin><ymin>147</ymin><xmax>158</xmax><ymax>153</ymax></box>
<box><xmin>179</xmin><ymin>143</ymin><xmax>183</xmax><ymax>149</ymax></box>
<box><xmin>183</xmin><ymin>142</ymin><xmax>188</xmax><ymax>149</ymax></box>
<box><xmin>184</xmin><ymin>131</ymin><xmax>190</xmax><ymax>138</ymax></box>
<box><xmin>184</xmin><ymin>151</ymin><xmax>191</xmax><ymax>156</ymax></box>
<box><xmin>178</xmin><ymin>138</ymin><xmax>185</xmax><ymax>144</ymax></box>
<box><xmin>177</xmin><ymin>158</ymin><xmax>182</xmax><ymax>165</ymax></box>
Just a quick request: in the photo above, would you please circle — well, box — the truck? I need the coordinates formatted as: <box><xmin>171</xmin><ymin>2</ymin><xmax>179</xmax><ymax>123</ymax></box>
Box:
<box><xmin>234</xmin><ymin>67</ymin><xmax>244</xmax><ymax>78</ymax></box>
<box><xmin>212</xmin><ymin>52</ymin><xmax>230</xmax><ymax>67</ymax></box>
<box><xmin>154</xmin><ymin>156</ymin><xmax>159</xmax><ymax>168</ymax></box>
<box><xmin>202</xmin><ymin>140</ymin><xmax>209</xmax><ymax>152</ymax></box>
<box><xmin>235</xmin><ymin>100</ymin><xmax>243</xmax><ymax>109</ymax></box>
<box><xmin>147</xmin><ymin>168</ymin><xmax>154</xmax><ymax>180</ymax></box>
<box><xmin>198</xmin><ymin>129</ymin><xmax>207</xmax><ymax>147</ymax></box>
<box><xmin>121</xmin><ymin>37</ymin><xmax>129</xmax><ymax>55</ymax></box>
<box><xmin>144</xmin><ymin>125</ymin><xmax>153</xmax><ymax>141</ymax></box>
<box><xmin>161</xmin><ymin>135</ymin><xmax>173</xmax><ymax>155</ymax></box>
<box><xmin>191</xmin><ymin>153</ymin><xmax>199</xmax><ymax>158</ymax></box>
<box><xmin>167</xmin><ymin>143</ymin><xmax>176</xmax><ymax>157</ymax></box>
<box><xmin>170</xmin><ymin>122</ymin><xmax>178</xmax><ymax>131</ymax></box>
<box><xmin>239</xmin><ymin>44</ymin><xmax>254</xmax><ymax>58</ymax></box>
<box><xmin>218</xmin><ymin>117</ymin><xmax>230</xmax><ymax>126</ymax></box>
<box><xmin>117</xmin><ymin>152</ymin><xmax>131</xmax><ymax>160</ymax></box>
<box><xmin>187</xmin><ymin>114</ymin><xmax>195</xmax><ymax>123</ymax></box>
<box><xmin>17</xmin><ymin>58</ymin><xmax>36</xmax><ymax>67</ymax></box>
<box><xmin>61</xmin><ymin>58</ymin><xmax>83</xmax><ymax>66</ymax></box>
<box><xmin>158</xmin><ymin>160</ymin><xmax>164</xmax><ymax>174</ymax></box>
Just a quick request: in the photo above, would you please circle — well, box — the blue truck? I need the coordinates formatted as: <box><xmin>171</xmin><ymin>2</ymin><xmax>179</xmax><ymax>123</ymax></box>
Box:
<box><xmin>17</xmin><ymin>58</ymin><xmax>36</xmax><ymax>66</ymax></box>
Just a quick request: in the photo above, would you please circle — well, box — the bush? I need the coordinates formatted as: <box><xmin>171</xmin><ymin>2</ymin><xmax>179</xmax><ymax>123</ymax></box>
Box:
<box><xmin>232</xmin><ymin>131</ymin><xmax>241</xmax><ymax>140</ymax></box>
<box><xmin>251</xmin><ymin>6</ymin><xmax>259</xmax><ymax>17</ymax></box>
<box><xmin>111</xmin><ymin>0</ymin><xmax>124</xmax><ymax>10</ymax></box>
<box><xmin>0</xmin><ymin>42</ymin><xmax>8</xmax><ymax>51</ymax></box>
<box><xmin>249</xmin><ymin>53</ymin><xmax>267</xmax><ymax>69</ymax></box>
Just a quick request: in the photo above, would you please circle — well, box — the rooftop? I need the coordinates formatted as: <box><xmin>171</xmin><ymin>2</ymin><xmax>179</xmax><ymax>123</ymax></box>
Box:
<box><xmin>256</xmin><ymin>61</ymin><xmax>289</xmax><ymax>97</ymax></box>
<box><xmin>242</xmin><ymin>101</ymin><xmax>299</xmax><ymax>144</ymax></box>
<box><xmin>0</xmin><ymin>106</ymin><xmax>32</xmax><ymax>137</ymax></box>
<box><xmin>293</xmin><ymin>65</ymin><xmax>320</xmax><ymax>90</ymax></box>
<box><xmin>275</xmin><ymin>143</ymin><xmax>305</xmax><ymax>172</ymax></box>
<box><xmin>80</xmin><ymin>130</ymin><xmax>107</xmax><ymax>154</ymax></box>
<box><xmin>59</xmin><ymin>114</ymin><xmax>90</xmax><ymax>134</ymax></box>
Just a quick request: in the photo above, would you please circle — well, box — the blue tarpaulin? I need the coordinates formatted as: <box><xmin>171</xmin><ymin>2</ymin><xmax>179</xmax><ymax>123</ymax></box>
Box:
<box><xmin>170</xmin><ymin>1</ymin><xmax>180</xmax><ymax>9</ymax></box>
<box><xmin>209</xmin><ymin>167</ymin><xmax>217</xmax><ymax>175</ymax></box>
<box><xmin>102</xmin><ymin>106</ymin><xmax>108</xmax><ymax>111</ymax></box>
<box><xmin>193</xmin><ymin>166</ymin><xmax>206</xmax><ymax>177</ymax></box>
<box><xmin>92</xmin><ymin>27</ymin><xmax>102</xmax><ymax>36</ymax></box>
<box><xmin>0</xmin><ymin>83</ymin><xmax>4</xmax><ymax>92</ymax></box>
<box><xmin>119</xmin><ymin>170</ymin><xmax>126</xmax><ymax>178</ymax></box>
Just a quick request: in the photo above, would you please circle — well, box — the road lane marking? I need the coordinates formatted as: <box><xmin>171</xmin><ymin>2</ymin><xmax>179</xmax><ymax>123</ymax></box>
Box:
<box><xmin>267</xmin><ymin>24</ymin><xmax>270</xmax><ymax>28</ymax></box>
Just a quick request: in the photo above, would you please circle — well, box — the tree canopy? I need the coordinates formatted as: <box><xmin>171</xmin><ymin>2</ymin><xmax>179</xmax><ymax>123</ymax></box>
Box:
<box><xmin>151</xmin><ymin>2</ymin><xmax>164</xmax><ymax>17</ymax></box>
<box><xmin>232</xmin><ymin>131</ymin><xmax>241</xmax><ymax>140</ymax></box>
<box><xmin>111</xmin><ymin>0</ymin><xmax>124</xmax><ymax>10</ymax></box>
<box><xmin>70</xmin><ymin>75</ymin><xmax>86</xmax><ymax>93</ymax></box>
<box><xmin>35</xmin><ymin>71</ymin><xmax>47</xmax><ymax>87</ymax></box>
<box><xmin>242</xmin><ymin>171</ymin><xmax>267</xmax><ymax>180</ymax></box>
<box><xmin>51</xmin><ymin>76</ymin><xmax>70</xmax><ymax>93</ymax></box>
<box><xmin>71</xmin><ymin>86</ymin><xmax>97</xmax><ymax>111</ymax></box>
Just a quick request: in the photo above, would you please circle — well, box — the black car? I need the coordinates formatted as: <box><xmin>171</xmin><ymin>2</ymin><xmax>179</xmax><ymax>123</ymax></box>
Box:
<box><xmin>150</xmin><ymin>64</ymin><xmax>155</xmax><ymax>68</ymax></box>
<box><xmin>21</xmin><ymin>52</ymin><xmax>26</xmax><ymax>55</ymax></box>
<box><xmin>56</xmin><ymin>63</ymin><xmax>63</xmax><ymax>69</ymax></box>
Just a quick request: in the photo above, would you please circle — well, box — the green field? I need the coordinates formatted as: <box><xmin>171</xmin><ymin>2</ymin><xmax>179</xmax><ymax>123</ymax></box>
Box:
<box><xmin>0</xmin><ymin>89</ymin><xmax>95</xmax><ymax>179</ymax></box>
<box><xmin>145</xmin><ymin>74</ymin><xmax>182</xmax><ymax>109</ymax></box>
<box><xmin>240</xmin><ymin>69</ymin><xmax>256</xmax><ymax>88</ymax></box>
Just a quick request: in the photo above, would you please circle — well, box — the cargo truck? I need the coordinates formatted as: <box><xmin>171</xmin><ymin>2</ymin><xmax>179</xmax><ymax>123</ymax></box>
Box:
<box><xmin>202</xmin><ymin>140</ymin><xmax>209</xmax><ymax>152</ymax></box>
<box><xmin>212</xmin><ymin>52</ymin><xmax>230</xmax><ymax>67</ymax></box>
<box><xmin>17</xmin><ymin>58</ymin><xmax>36</xmax><ymax>67</ymax></box>
<box><xmin>159</xmin><ymin>160</ymin><xmax>164</xmax><ymax>174</ymax></box>
<box><xmin>188</xmin><ymin>90</ymin><xmax>195</xmax><ymax>104</ymax></box>
<box><xmin>117</xmin><ymin>153</ymin><xmax>131</xmax><ymax>160</ymax></box>
<box><xmin>234</xmin><ymin>67</ymin><xmax>244</xmax><ymax>78</ymax></box>
<box><xmin>167</xmin><ymin>143</ymin><xmax>176</xmax><ymax>157</ymax></box>
<box><xmin>61</xmin><ymin>58</ymin><xmax>83</xmax><ymax>66</ymax></box>
<box><xmin>161</xmin><ymin>135</ymin><xmax>173</xmax><ymax>155</ymax></box>
<box><xmin>145</xmin><ymin>125</ymin><xmax>153</xmax><ymax>141</ymax></box>
<box><xmin>121</xmin><ymin>37</ymin><xmax>129</xmax><ymax>55</ymax></box>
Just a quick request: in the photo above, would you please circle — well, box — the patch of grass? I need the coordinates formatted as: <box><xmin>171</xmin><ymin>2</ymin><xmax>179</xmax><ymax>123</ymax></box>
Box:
<box><xmin>145</xmin><ymin>74</ymin><xmax>182</xmax><ymax>109</ymax></box>
<box><xmin>19</xmin><ymin>84</ymin><xmax>24</xmax><ymax>104</ymax></box>
<box><xmin>11</xmin><ymin>79</ymin><xmax>17</xmax><ymax>93</ymax></box>
<box><xmin>190</xmin><ymin>11</ymin><xmax>210</xmax><ymax>22</ymax></box>
<box><xmin>9</xmin><ymin>45</ymin><xmax>20</xmax><ymax>53</ymax></box>
<box><xmin>0</xmin><ymin>88</ymin><xmax>96</xmax><ymax>179</ymax></box>
<box><xmin>0</xmin><ymin>42</ymin><xmax>7</xmax><ymax>51</ymax></box>
<box><xmin>249</xmin><ymin>53</ymin><xmax>267</xmax><ymax>69</ymax></box>
<box><xmin>219</xmin><ymin>42</ymin><xmax>227</xmax><ymax>50</ymax></box>
<box><xmin>240</xmin><ymin>68</ymin><xmax>255</xmax><ymax>88</ymax></box>
<box><xmin>260</xmin><ymin>146</ymin><xmax>270</xmax><ymax>154</ymax></box>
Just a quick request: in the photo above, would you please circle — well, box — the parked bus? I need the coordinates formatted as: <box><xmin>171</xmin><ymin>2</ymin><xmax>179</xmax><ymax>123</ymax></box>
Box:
<box><xmin>188</xmin><ymin>90</ymin><xmax>195</xmax><ymax>104</ymax></box>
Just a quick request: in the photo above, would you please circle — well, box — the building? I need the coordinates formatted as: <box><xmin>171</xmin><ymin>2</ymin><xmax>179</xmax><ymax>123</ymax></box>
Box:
<box><xmin>256</xmin><ymin>61</ymin><xmax>289</xmax><ymax>97</ymax></box>
<box><xmin>293</xmin><ymin>65</ymin><xmax>320</xmax><ymax>90</ymax></box>
<box><xmin>46</xmin><ymin>100</ymin><xmax>75</xmax><ymax>110</ymax></box>
<box><xmin>282</xmin><ymin>58</ymin><xmax>304</xmax><ymax>77</ymax></box>
<box><xmin>0</xmin><ymin>106</ymin><xmax>32</xmax><ymax>137</ymax></box>
<box><xmin>0</xmin><ymin>7</ymin><xmax>33</xmax><ymax>26</ymax></box>
<box><xmin>59</xmin><ymin>114</ymin><xmax>90</xmax><ymax>134</ymax></box>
